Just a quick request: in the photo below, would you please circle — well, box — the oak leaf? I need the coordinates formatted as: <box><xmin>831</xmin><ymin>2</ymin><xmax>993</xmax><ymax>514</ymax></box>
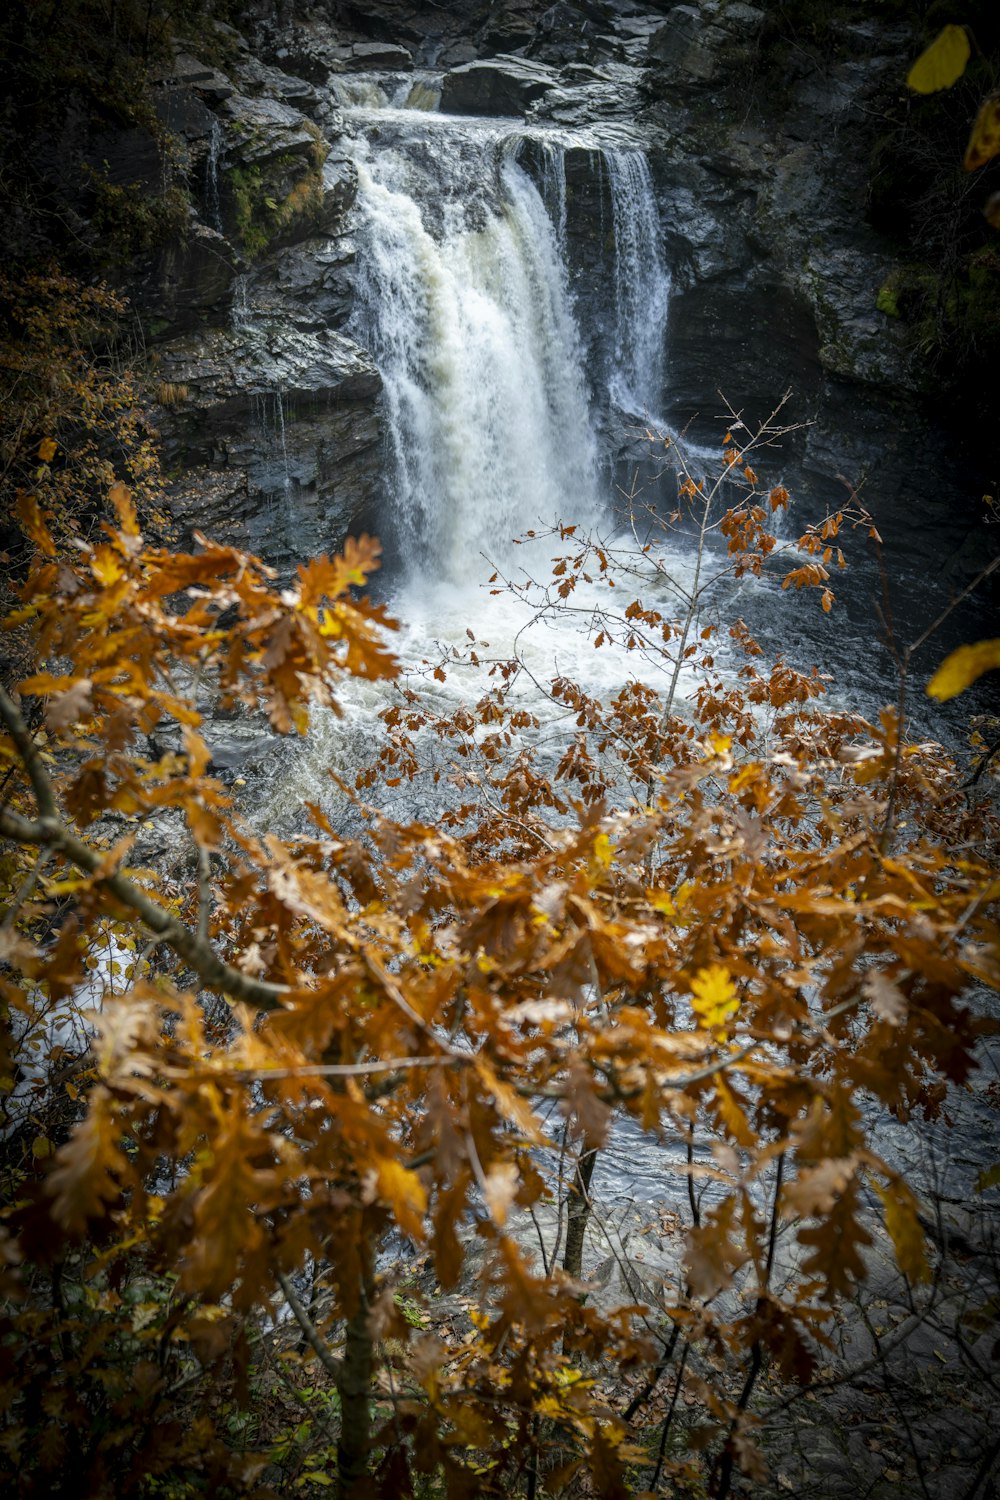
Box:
<box><xmin>784</xmin><ymin>1155</ymin><xmax>858</xmax><ymax>1217</ymax></box>
<box><xmin>875</xmin><ymin>1179</ymin><xmax>930</xmax><ymax>1284</ymax></box>
<box><xmin>689</xmin><ymin>964</ymin><xmax>739</xmax><ymax>1035</ymax></box>
<box><xmin>46</xmin><ymin>1088</ymin><xmax>128</xmax><ymax>1234</ymax></box>
<box><xmin>44</xmin><ymin>677</ymin><xmax>93</xmax><ymax>732</ymax></box>
<box><xmin>372</xmin><ymin>1159</ymin><xmax>427</xmax><ymax>1242</ymax></box>
<box><xmin>482</xmin><ymin>1161</ymin><xmax>519</xmax><ymax>1227</ymax></box>
<box><xmin>965</xmin><ymin>95</ymin><xmax>1000</xmax><ymax>172</ymax></box>
<box><xmin>862</xmin><ymin>970</ymin><xmax>907</xmax><ymax>1025</ymax></box>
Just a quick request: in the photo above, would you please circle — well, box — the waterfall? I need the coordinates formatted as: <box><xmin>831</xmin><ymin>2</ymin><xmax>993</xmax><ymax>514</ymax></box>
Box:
<box><xmin>204</xmin><ymin>117</ymin><xmax>225</xmax><ymax>235</ymax></box>
<box><xmin>231</xmin><ymin>273</ymin><xmax>251</xmax><ymax>332</ymax></box>
<box><xmin>343</xmin><ymin>110</ymin><xmax>670</xmax><ymax>583</ymax></box>
<box><xmin>602</xmin><ymin>148</ymin><xmax>671</xmax><ymax>420</ymax></box>
<box><xmin>537</xmin><ymin>140</ymin><xmax>568</xmax><ymax>257</ymax></box>
<box><xmin>349</xmin><ymin>123</ymin><xmax>599</xmax><ymax>581</ymax></box>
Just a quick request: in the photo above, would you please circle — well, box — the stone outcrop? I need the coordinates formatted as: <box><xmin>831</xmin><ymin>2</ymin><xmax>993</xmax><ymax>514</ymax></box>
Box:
<box><xmin>580</xmin><ymin>0</ymin><xmax>999</xmax><ymax>597</ymax></box>
<box><xmin>139</xmin><ymin>222</ymin><xmax>237</xmax><ymax>338</ymax></box>
<box><xmin>440</xmin><ymin>56</ymin><xmax>559</xmax><ymax>115</ymax></box>
<box><xmin>119</xmin><ymin>27</ymin><xmax>384</xmax><ymax>577</ymax></box>
<box><xmin>154</xmin><ymin>325</ymin><xmax>381</xmax><ymax>569</ymax></box>
<box><xmin>17</xmin><ymin>0</ymin><xmax>991</xmax><ymax>598</ymax></box>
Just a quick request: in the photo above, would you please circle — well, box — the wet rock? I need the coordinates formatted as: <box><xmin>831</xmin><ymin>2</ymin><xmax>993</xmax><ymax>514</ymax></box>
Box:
<box><xmin>80</xmin><ymin>123</ymin><xmax>163</xmax><ymax>190</ymax></box>
<box><xmin>343</xmin><ymin>41</ymin><xmax>414</xmax><ymax>70</ymax></box>
<box><xmin>530</xmin><ymin>2</ymin><xmax>600</xmax><ymax>65</ymax></box>
<box><xmin>440</xmin><ymin>56</ymin><xmax>559</xmax><ymax>116</ymax></box>
<box><xmin>151</xmin><ymin>52</ymin><xmax>235</xmax><ymax>104</ymax></box>
<box><xmin>481</xmin><ymin>0</ymin><xmax>540</xmax><ymax>53</ymax></box>
<box><xmin>153</xmin><ymin>85</ymin><xmax>218</xmax><ymax>146</ymax></box>
<box><xmin>263</xmin><ymin>234</ymin><xmax>357</xmax><ymax>330</ymax></box>
<box><xmin>234</xmin><ymin>55</ymin><xmax>321</xmax><ymax>114</ymax></box>
<box><xmin>216</xmin><ymin>94</ymin><xmax>331</xmax><ymax>259</ymax></box>
<box><xmin>137</xmin><ymin>221</ymin><xmax>236</xmax><ymax>339</ymax></box>
<box><xmin>320</xmin><ymin>155</ymin><xmax>358</xmax><ymax>230</ymax></box>
<box><xmin>219</xmin><ymin>93</ymin><xmax>321</xmax><ymax>169</ymax></box>
<box><xmin>646</xmin><ymin>0</ymin><xmax>765</xmax><ymax>92</ymax></box>
<box><xmin>155</xmin><ymin>324</ymin><xmax>380</xmax><ymax>440</ymax></box>
<box><xmin>529</xmin><ymin>64</ymin><xmax>647</xmax><ymax>124</ymax></box>
<box><xmin>153</xmin><ymin>325</ymin><xmax>382</xmax><ymax>570</ymax></box>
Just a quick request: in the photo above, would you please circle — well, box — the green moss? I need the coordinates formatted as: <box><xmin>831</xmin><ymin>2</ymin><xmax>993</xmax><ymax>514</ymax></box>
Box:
<box><xmin>225</xmin><ymin>152</ymin><xmax>325</xmax><ymax>263</ymax></box>
<box><xmin>876</xmin><ymin>278</ymin><xmax>901</xmax><ymax>318</ymax></box>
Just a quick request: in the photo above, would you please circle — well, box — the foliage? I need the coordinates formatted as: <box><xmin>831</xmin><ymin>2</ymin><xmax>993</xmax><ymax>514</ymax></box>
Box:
<box><xmin>0</xmin><ymin>270</ymin><xmax>166</xmax><ymax>586</ymax></box>
<box><xmin>906</xmin><ymin>24</ymin><xmax>972</xmax><ymax>95</ymax></box>
<box><xmin>1</xmin><ymin>383</ymin><xmax>998</xmax><ymax>1497</ymax></box>
<box><xmin>225</xmin><ymin>141</ymin><xmax>328</xmax><ymax>264</ymax></box>
<box><xmin>867</xmin><ymin>4</ymin><xmax>1000</xmax><ymax>421</ymax></box>
<box><xmin>81</xmin><ymin>167</ymin><xmax>192</xmax><ymax>270</ymax></box>
<box><xmin>0</xmin><ymin>0</ymin><xmax>240</xmax><ymax>272</ymax></box>
<box><xmin>927</xmin><ymin>636</ymin><xmax>1000</xmax><ymax>699</ymax></box>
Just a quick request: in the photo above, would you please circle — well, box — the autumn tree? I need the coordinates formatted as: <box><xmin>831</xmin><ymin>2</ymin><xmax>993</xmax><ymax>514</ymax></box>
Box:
<box><xmin>1</xmin><ymin>277</ymin><xmax>999</xmax><ymax>1499</ymax></box>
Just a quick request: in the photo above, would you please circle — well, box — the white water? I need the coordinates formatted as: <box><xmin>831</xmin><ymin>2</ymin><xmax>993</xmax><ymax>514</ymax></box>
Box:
<box><xmin>259</xmin><ymin>103</ymin><xmax>733</xmax><ymax>830</ymax></box>
<box><xmin>348</xmin><ymin>116</ymin><xmax>607</xmax><ymax>581</ymax></box>
<box><xmin>604</xmin><ymin>148</ymin><xmax>671</xmax><ymax>418</ymax></box>
<box><xmin>205</xmin><ymin>117</ymin><xmax>225</xmax><ymax>235</ymax></box>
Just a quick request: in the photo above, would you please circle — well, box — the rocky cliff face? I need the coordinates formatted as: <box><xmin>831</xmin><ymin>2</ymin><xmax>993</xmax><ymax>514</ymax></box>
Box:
<box><xmin>126</xmin><ymin>34</ymin><xmax>384</xmax><ymax>574</ymax></box>
<box><xmin>12</xmin><ymin>0</ymin><xmax>991</xmax><ymax>609</ymax></box>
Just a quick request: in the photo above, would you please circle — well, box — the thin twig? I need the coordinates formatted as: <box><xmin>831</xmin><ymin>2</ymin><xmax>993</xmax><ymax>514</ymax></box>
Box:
<box><xmin>275</xmin><ymin>1268</ymin><xmax>343</xmax><ymax>1381</ymax></box>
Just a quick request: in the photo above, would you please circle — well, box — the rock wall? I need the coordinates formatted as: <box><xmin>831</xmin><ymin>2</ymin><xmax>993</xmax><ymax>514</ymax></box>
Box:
<box><xmin>129</xmin><ymin>28</ymin><xmax>385</xmax><ymax>574</ymax></box>
<box><xmin>12</xmin><ymin>0</ymin><xmax>992</xmax><ymax>613</ymax></box>
<box><xmin>633</xmin><ymin>0</ymin><xmax>995</xmax><ymax>603</ymax></box>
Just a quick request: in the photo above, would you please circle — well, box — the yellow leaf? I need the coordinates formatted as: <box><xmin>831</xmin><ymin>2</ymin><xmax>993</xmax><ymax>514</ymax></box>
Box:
<box><xmin>109</xmin><ymin>480</ymin><xmax>140</xmax><ymax>538</ymax></box>
<box><xmin>874</xmin><ymin>1179</ymin><xmax>930</xmax><ymax>1284</ymax></box>
<box><xmin>375</xmin><ymin>1159</ymin><xmax>427</xmax><ymax>1241</ymax></box>
<box><xmin>591</xmin><ymin>832</ymin><xmax>613</xmax><ymax>870</ymax></box>
<box><xmin>476</xmin><ymin>1058</ymin><xmax>547</xmax><ymax>1144</ymax></box>
<box><xmin>906</xmin><ymin>24</ymin><xmax>970</xmax><ymax>94</ymax></box>
<box><xmin>37</xmin><ymin>437</ymin><xmax>57</xmax><ymax>463</ymax></box>
<box><xmin>90</xmin><ymin>546</ymin><xmax>124</xmax><ymax>586</ymax></box>
<box><xmin>965</xmin><ymin>95</ymin><xmax>1000</xmax><ymax>172</ymax></box>
<box><xmin>976</xmin><ymin>1162</ymin><xmax>1000</xmax><ymax>1193</ymax></box>
<box><xmin>926</xmin><ymin>638</ymin><xmax>1000</xmax><ymax>701</ymax></box>
<box><xmin>689</xmin><ymin>964</ymin><xmax>739</xmax><ymax>1034</ymax></box>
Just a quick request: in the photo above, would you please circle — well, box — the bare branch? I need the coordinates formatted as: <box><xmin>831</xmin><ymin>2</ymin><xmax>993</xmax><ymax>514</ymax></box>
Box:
<box><xmin>275</xmin><ymin>1269</ymin><xmax>343</xmax><ymax>1381</ymax></box>
<box><xmin>0</xmin><ymin>803</ymin><xmax>289</xmax><ymax>1010</ymax></box>
<box><xmin>0</xmin><ymin>683</ymin><xmax>57</xmax><ymax>818</ymax></box>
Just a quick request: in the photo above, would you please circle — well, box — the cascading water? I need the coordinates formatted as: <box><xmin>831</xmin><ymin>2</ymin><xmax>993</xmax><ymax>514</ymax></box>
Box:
<box><xmin>264</xmin><ymin>103</ymin><xmax>702</xmax><ymax>829</ymax></box>
<box><xmin>204</xmin><ymin>117</ymin><xmax>225</xmax><ymax>235</ymax></box>
<box><xmin>348</xmin><ymin>118</ymin><xmax>602</xmax><ymax>581</ymax></box>
<box><xmin>536</xmin><ymin>140</ymin><xmax>568</xmax><ymax>258</ymax></box>
<box><xmin>603</xmin><ymin>149</ymin><xmax>671</xmax><ymax>419</ymax></box>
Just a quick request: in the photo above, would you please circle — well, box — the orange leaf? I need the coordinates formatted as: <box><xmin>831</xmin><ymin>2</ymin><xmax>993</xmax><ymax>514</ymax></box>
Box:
<box><xmin>47</xmin><ymin>1088</ymin><xmax>128</xmax><ymax>1234</ymax></box>
<box><xmin>964</xmin><ymin>95</ymin><xmax>1000</xmax><ymax>172</ymax></box>
<box><xmin>109</xmin><ymin>480</ymin><xmax>140</xmax><ymax>538</ymax></box>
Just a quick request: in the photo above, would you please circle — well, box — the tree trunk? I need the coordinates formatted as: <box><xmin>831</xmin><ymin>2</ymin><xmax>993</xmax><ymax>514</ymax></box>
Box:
<box><xmin>337</xmin><ymin>1240</ymin><xmax>374</xmax><ymax>1498</ymax></box>
<box><xmin>562</xmin><ymin>1146</ymin><xmax>597</xmax><ymax>1279</ymax></box>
